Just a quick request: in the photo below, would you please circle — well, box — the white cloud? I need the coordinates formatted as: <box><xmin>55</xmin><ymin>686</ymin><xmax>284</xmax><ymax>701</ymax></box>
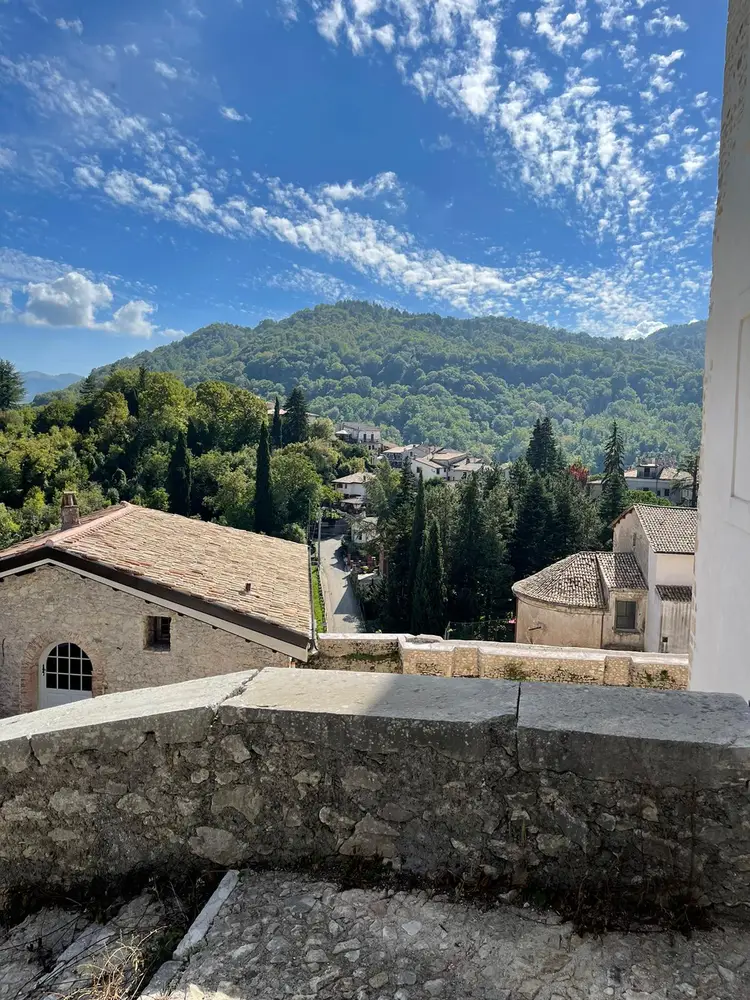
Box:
<box><xmin>154</xmin><ymin>60</ymin><xmax>179</xmax><ymax>80</ymax></box>
<box><xmin>220</xmin><ymin>106</ymin><xmax>249</xmax><ymax>122</ymax></box>
<box><xmin>124</xmin><ymin>44</ymin><xmax>140</xmax><ymax>56</ymax></box>
<box><xmin>8</xmin><ymin>271</ymin><xmax>168</xmax><ymax>337</ymax></box>
<box><xmin>532</xmin><ymin>3</ymin><xmax>588</xmax><ymax>56</ymax></box>
<box><xmin>646</xmin><ymin>9</ymin><xmax>688</xmax><ymax>35</ymax></box>
<box><xmin>55</xmin><ymin>17</ymin><xmax>83</xmax><ymax>34</ymax></box>
<box><xmin>0</xmin><ymin>147</ymin><xmax>16</xmax><ymax>169</ymax></box>
<box><xmin>267</xmin><ymin>265</ymin><xmax>357</xmax><ymax>300</ymax></box>
<box><xmin>319</xmin><ymin>171</ymin><xmax>403</xmax><ymax>204</ymax></box>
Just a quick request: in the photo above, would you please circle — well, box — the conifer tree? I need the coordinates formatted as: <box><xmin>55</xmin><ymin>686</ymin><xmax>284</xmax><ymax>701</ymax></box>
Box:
<box><xmin>283</xmin><ymin>386</ymin><xmax>308</xmax><ymax>444</ymax></box>
<box><xmin>411</xmin><ymin>516</ymin><xmax>446</xmax><ymax>636</ymax></box>
<box><xmin>526</xmin><ymin>416</ymin><xmax>560</xmax><ymax>474</ymax></box>
<box><xmin>510</xmin><ymin>473</ymin><xmax>555</xmax><ymax>580</ymax></box>
<box><xmin>599</xmin><ymin>420</ymin><xmax>629</xmax><ymax>540</ymax></box>
<box><xmin>450</xmin><ymin>474</ymin><xmax>485</xmax><ymax>623</ymax></box>
<box><xmin>167</xmin><ymin>429</ymin><xmax>192</xmax><ymax>516</ymax></box>
<box><xmin>79</xmin><ymin>372</ymin><xmax>98</xmax><ymax>401</ymax></box>
<box><xmin>406</xmin><ymin>470</ymin><xmax>425</xmax><ymax>599</ymax></box>
<box><xmin>0</xmin><ymin>360</ymin><xmax>24</xmax><ymax>410</ymax></box>
<box><xmin>384</xmin><ymin>459</ymin><xmax>416</xmax><ymax>628</ymax></box>
<box><xmin>271</xmin><ymin>396</ymin><xmax>283</xmax><ymax>450</ymax></box>
<box><xmin>253</xmin><ymin>421</ymin><xmax>274</xmax><ymax>534</ymax></box>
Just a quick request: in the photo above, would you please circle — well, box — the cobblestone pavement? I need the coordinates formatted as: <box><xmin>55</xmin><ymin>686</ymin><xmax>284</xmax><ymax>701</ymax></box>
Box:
<box><xmin>163</xmin><ymin>871</ymin><xmax>750</xmax><ymax>1000</ymax></box>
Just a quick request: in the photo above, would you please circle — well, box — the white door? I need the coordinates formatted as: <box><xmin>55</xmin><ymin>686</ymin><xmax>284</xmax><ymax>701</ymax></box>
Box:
<box><xmin>39</xmin><ymin>643</ymin><xmax>94</xmax><ymax>709</ymax></box>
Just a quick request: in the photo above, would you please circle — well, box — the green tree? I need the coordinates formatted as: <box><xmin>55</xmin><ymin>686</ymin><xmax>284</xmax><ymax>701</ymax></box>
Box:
<box><xmin>679</xmin><ymin>452</ymin><xmax>700</xmax><ymax>508</ymax></box>
<box><xmin>526</xmin><ymin>416</ymin><xmax>560</xmax><ymax>474</ymax></box>
<box><xmin>411</xmin><ymin>516</ymin><xmax>446</xmax><ymax>636</ymax></box>
<box><xmin>406</xmin><ymin>471</ymin><xmax>426</xmax><ymax>600</ymax></box>
<box><xmin>271</xmin><ymin>396</ymin><xmax>283</xmax><ymax>450</ymax></box>
<box><xmin>510</xmin><ymin>473</ymin><xmax>556</xmax><ymax>580</ymax></box>
<box><xmin>599</xmin><ymin>420</ymin><xmax>629</xmax><ymax>540</ymax></box>
<box><xmin>167</xmin><ymin>430</ymin><xmax>192</xmax><ymax>516</ymax></box>
<box><xmin>283</xmin><ymin>386</ymin><xmax>308</xmax><ymax>445</ymax></box>
<box><xmin>271</xmin><ymin>449</ymin><xmax>321</xmax><ymax>531</ymax></box>
<box><xmin>0</xmin><ymin>361</ymin><xmax>25</xmax><ymax>410</ymax></box>
<box><xmin>253</xmin><ymin>422</ymin><xmax>274</xmax><ymax>534</ymax></box>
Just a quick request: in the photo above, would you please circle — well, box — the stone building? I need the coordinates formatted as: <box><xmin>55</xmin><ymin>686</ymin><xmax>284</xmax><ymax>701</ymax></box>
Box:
<box><xmin>0</xmin><ymin>495</ymin><xmax>313</xmax><ymax>716</ymax></box>
<box><xmin>513</xmin><ymin>504</ymin><xmax>696</xmax><ymax>654</ymax></box>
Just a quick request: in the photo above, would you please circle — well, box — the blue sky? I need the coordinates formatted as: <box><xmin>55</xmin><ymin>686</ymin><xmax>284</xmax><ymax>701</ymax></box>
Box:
<box><xmin>0</xmin><ymin>0</ymin><xmax>727</xmax><ymax>373</ymax></box>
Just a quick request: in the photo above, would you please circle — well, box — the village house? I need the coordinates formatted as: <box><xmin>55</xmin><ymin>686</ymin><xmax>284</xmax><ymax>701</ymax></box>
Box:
<box><xmin>335</xmin><ymin>422</ymin><xmax>382</xmax><ymax>455</ymax></box>
<box><xmin>0</xmin><ymin>494</ymin><xmax>313</xmax><ymax>717</ymax></box>
<box><xmin>332</xmin><ymin>471</ymin><xmax>374</xmax><ymax>501</ymax></box>
<box><xmin>512</xmin><ymin>504</ymin><xmax>696</xmax><ymax>654</ymax></box>
<box><xmin>588</xmin><ymin>461</ymin><xmax>692</xmax><ymax>505</ymax></box>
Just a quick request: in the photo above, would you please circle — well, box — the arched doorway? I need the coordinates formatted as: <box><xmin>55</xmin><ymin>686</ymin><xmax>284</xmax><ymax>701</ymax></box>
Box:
<box><xmin>39</xmin><ymin>643</ymin><xmax>94</xmax><ymax>710</ymax></box>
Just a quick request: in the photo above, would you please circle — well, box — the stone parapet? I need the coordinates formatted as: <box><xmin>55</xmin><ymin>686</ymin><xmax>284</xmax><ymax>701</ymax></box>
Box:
<box><xmin>0</xmin><ymin>668</ymin><xmax>748</xmax><ymax>922</ymax></box>
<box><xmin>315</xmin><ymin>634</ymin><xmax>689</xmax><ymax>689</ymax></box>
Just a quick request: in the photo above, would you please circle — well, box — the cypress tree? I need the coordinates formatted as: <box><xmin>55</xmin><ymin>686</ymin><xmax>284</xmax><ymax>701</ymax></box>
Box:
<box><xmin>450</xmin><ymin>474</ymin><xmax>485</xmax><ymax>623</ymax></box>
<box><xmin>526</xmin><ymin>416</ymin><xmax>560</xmax><ymax>474</ymax></box>
<box><xmin>411</xmin><ymin>516</ymin><xmax>446</xmax><ymax>636</ymax></box>
<box><xmin>599</xmin><ymin>420</ymin><xmax>629</xmax><ymax>540</ymax></box>
<box><xmin>283</xmin><ymin>386</ymin><xmax>308</xmax><ymax>444</ymax></box>
<box><xmin>510</xmin><ymin>473</ymin><xmax>555</xmax><ymax>580</ymax></box>
<box><xmin>406</xmin><ymin>471</ymin><xmax>426</xmax><ymax>598</ymax></box>
<box><xmin>167</xmin><ymin>430</ymin><xmax>192</xmax><ymax>516</ymax></box>
<box><xmin>0</xmin><ymin>360</ymin><xmax>24</xmax><ymax>410</ymax></box>
<box><xmin>271</xmin><ymin>396</ymin><xmax>283</xmax><ymax>450</ymax></box>
<box><xmin>254</xmin><ymin>422</ymin><xmax>274</xmax><ymax>534</ymax></box>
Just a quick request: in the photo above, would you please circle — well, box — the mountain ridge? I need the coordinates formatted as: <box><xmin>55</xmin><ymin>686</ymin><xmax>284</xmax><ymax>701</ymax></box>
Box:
<box><xmin>85</xmin><ymin>301</ymin><xmax>705</xmax><ymax>466</ymax></box>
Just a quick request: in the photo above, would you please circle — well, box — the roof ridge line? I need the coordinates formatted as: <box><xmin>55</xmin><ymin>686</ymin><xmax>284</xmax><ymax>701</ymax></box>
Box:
<box><xmin>50</xmin><ymin>502</ymin><xmax>135</xmax><ymax>546</ymax></box>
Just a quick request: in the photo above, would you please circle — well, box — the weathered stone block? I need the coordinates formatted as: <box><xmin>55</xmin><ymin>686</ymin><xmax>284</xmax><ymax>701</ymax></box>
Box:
<box><xmin>517</xmin><ymin>682</ymin><xmax>750</xmax><ymax>787</ymax></box>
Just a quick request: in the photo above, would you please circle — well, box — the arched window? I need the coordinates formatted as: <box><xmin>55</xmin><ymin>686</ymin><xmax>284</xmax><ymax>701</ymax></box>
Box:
<box><xmin>44</xmin><ymin>643</ymin><xmax>93</xmax><ymax>693</ymax></box>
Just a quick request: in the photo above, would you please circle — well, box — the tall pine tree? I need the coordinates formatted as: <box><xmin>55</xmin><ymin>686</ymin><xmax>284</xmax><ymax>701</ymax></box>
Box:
<box><xmin>599</xmin><ymin>420</ymin><xmax>629</xmax><ymax>541</ymax></box>
<box><xmin>384</xmin><ymin>459</ymin><xmax>417</xmax><ymax>628</ymax></box>
<box><xmin>0</xmin><ymin>360</ymin><xmax>25</xmax><ymax>410</ymax></box>
<box><xmin>450</xmin><ymin>474</ymin><xmax>485</xmax><ymax>623</ymax></box>
<box><xmin>271</xmin><ymin>396</ymin><xmax>283</xmax><ymax>450</ymax></box>
<box><xmin>526</xmin><ymin>416</ymin><xmax>560</xmax><ymax>474</ymax></box>
<box><xmin>167</xmin><ymin>430</ymin><xmax>192</xmax><ymax>516</ymax></box>
<box><xmin>411</xmin><ymin>516</ymin><xmax>447</xmax><ymax>636</ymax></box>
<box><xmin>283</xmin><ymin>386</ymin><xmax>308</xmax><ymax>444</ymax></box>
<box><xmin>254</xmin><ymin>422</ymin><xmax>274</xmax><ymax>534</ymax></box>
<box><xmin>406</xmin><ymin>471</ymin><xmax>426</xmax><ymax>599</ymax></box>
<box><xmin>510</xmin><ymin>473</ymin><xmax>556</xmax><ymax>580</ymax></box>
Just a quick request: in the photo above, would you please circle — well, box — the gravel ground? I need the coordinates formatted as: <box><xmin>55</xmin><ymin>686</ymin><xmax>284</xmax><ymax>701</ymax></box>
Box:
<box><xmin>162</xmin><ymin>870</ymin><xmax>750</xmax><ymax>1000</ymax></box>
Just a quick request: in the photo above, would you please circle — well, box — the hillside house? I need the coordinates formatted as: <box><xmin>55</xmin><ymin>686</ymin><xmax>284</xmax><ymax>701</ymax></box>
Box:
<box><xmin>381</xmin><ymin>444</ymin><xmax>432</xmax><ymax>468</ymax></box>
<box><xmin>513</xmin><ymin>504</ymin><xmax>696</xmax><ymax>654</ymax></box>
<box><xmin>0</xmin><ymin>495</ymin><xmax>313</xmax><ymax>717</ymax></box>
<box><xmin>335</xmin><ymin>422</ymin><xmax>382</xmax><ymax>454</ymax></box>
<box><xmin>332</xmin><ymin>471</ymin><xmax>375</xmax><ymax>502</ymax></box>
<box><xmin>588</xmin><ymin>463</ymin><xmax>692</xmax><ymax>505</ymax></box>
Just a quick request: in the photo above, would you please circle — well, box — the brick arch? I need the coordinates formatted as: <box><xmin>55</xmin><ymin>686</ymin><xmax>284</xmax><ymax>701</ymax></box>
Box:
<box><xmin>20</xmin><ymin>631</ymin><xmax>106</xmax><ymax>713</ymax></box>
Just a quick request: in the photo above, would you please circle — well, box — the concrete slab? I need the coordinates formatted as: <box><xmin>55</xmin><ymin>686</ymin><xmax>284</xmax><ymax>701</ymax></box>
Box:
<box><xmin>518</xmin><ymin>682</ymin><xmax>750</xmax><ymax>787</ymax></box>
<box><xmin>0</xmin><ymin>672</ymin><xmax>257</xmax><ymax>764</ymax></box>
<box><xmin>220</xmin><ymin>668</ymin><xmax>519</xmax><ymax>761</ymax></box>
<box><xmin>173</xmin><ymin>870</ymin><xmax>240</xmax><ymax>960</ymax></box>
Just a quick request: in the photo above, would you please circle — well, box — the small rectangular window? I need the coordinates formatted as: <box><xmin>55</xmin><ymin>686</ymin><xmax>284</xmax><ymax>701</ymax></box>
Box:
<box><xmin>146</xmin><ymin>616</ymin><xmax>171</xmax><ymax>650</ymax></box>
<box><xmin>615</xmin><ymin>600</ymin><xmax>637</xmax><ymax>631</ymax></box>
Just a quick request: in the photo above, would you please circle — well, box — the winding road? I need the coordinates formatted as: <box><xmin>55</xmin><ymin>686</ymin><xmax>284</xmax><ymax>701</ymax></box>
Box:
<box><xmin>318</xmin><ymin>535</ymin><xmax>364</xmax><ymax>633</ymax></box>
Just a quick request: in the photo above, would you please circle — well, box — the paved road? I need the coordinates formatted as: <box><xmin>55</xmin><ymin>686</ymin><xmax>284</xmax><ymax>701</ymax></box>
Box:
<box><xmin>318</xmin><ymin>535</ymin><xmax>364</xmax><ymax>633</ymax></box>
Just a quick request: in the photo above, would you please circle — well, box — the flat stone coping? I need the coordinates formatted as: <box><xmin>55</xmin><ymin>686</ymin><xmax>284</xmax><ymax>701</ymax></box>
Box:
<box><xmin>220</xmin><ymin>668</ymin><xmax>520</xmax><ymax>761</ymax></box>
<box><xmin>518</xmin><ymin>682</ymin><xmax>750</xmax><ymax>787</ymax></box>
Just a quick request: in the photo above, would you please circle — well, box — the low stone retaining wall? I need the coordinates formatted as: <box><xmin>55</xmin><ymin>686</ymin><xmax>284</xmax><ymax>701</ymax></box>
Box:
<box><xmin>0</xmin><ymin>668</ymin><xmax>748</xmax><ymax>922</ymax></box>
<box><xmin>314</xmin><ymin>633</ymin><xmax>689</xmax><ymax>689</ymax></box>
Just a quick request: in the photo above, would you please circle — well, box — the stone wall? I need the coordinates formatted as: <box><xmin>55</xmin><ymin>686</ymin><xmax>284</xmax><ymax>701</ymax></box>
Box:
<box><xmin>0</xmin><ymin>668</ymin><xmax>748</xmax><ymax>923</ymax></box>
<box><xmin>0</xmin><ymin>565</ymin><xmax>289</xmax><ymax>716</ymax></box>
<box><xmin>314</xmin><ymin>633</ymin><xmax>689</xmax><ymax>688</ymax></box>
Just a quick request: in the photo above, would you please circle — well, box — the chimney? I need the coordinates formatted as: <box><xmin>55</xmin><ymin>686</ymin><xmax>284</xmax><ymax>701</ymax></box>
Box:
<box><xmin>61</xmin><ymin>491</ymin><xmax>80</xmax><ymax>530</ymax></box>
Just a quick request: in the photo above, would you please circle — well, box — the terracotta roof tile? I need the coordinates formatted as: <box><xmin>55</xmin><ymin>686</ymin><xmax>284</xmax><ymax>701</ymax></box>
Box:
<box><xmin>657</xmin><ymin>585</ymin><xmax>693</xmax><ymax>602</ymax></box>
<box><xmin>631</xmin><ymin>504</ymin><xmax>697</xmax><ymax>554</ymax></box>
<box><xmin>512</xmin><ymin>552</ymin><xmax>604</xmax><ymax>608</ymax></box>
<box><xmin>596</xmin><ymin>552</ymin><xmax>647</xmax><ymax>592</ymax></box>
<box><xmin>0</xmin><ymin>504</ymin><xmax>312</xmax><ymax>644</ymax></box>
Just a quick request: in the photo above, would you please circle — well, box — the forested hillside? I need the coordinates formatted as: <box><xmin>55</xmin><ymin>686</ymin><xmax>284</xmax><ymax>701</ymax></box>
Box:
<box><xmin>86</xmin><ymin>302</ymin><xmax>705</xmax><ymax>468</ymax></box>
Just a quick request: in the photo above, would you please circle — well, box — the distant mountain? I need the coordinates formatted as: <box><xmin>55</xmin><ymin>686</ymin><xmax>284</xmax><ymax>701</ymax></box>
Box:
<box><xmin>90</xmin><ymin>301</ymin><xmax>707</xmax><ymax>467</ymax></box>
<box><xmin>22</xmin><ymin>371</ymin><xmax>82</xmax><ymax>402</ymax></box>
<box><xmin>646</xmin><ymin>319</ymin><xmax>706</xmax><ymax>355</ymax></box>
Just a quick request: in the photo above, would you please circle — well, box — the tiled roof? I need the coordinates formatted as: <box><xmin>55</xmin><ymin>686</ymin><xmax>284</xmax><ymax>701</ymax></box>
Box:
<box><xmin>657</xmin><ymin>585</ymin><xmax>693</xmax><ymax>602</ymax></box>
<box><xmin>597</xmin><ymin>552</ymin><xmax>647</xmax><ymax>592</ymax></box>
<box><xmin>0</xmin><ymin>504</ymin><xmax>312</xmax><ymax>646</ymax></box>
<box><xmin>631</xmin><ymin>504</ymin><xmax>697</xmax><ymax>554</ymax></box>
<box><xmin>513</xmin><ymin>551</ymin><xmax>647</xmax><ymax>608</ymax></box>
<box><xmin>333</xmin><ymin>472</ymin><xmax>374</xmax><ymax>485</ymax></box>
<box><xmin>513</xmin><ymin>552</ymin><xmax>604</xmax><ymax>608</ymax></box>
<box><xmin>341</xmin><ymin>422</ymin><xmax>380</xmax><ymax>432</ymax></box>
